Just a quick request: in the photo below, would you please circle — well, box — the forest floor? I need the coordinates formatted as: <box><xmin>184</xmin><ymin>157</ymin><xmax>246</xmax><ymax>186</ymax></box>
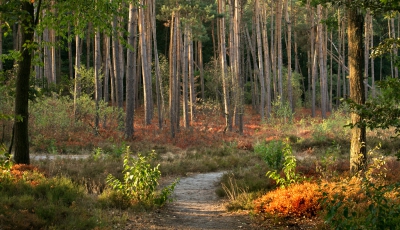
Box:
<box><xmin>121</xmin><ymin>171</ymin><xmax>322</xmax><ymax>230</ymax></box>
<box><xmin>123</xmin><ymin>171</ymin><xmax>260</xmax><ymax>230</ymax></box>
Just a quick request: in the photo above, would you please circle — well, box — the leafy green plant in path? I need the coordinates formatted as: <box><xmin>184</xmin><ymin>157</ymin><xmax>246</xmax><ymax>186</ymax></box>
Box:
<box><xmin>106</xmin><ymin>147</ymin><xmax>179</xmax><ymax>207</ymax></box>
<box><xmin>266</xmin><ymin>141</ymin><xmax>304</xmax><ymax>188</ymax></box>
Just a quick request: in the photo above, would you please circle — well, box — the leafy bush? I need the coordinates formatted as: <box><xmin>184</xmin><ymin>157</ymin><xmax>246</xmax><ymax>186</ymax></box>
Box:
<box><xmin>254</xmin><ymin>140</ymin><xmax>285</xmax><ymax>171</ymax></box>
<box><xmin>265</xmin><ymin>141</ymin><xmax>304</xmax><ymax>188</ymax></box>
<box><xmin>105</xmin><ymin>147</ymin><xmax>178</xmax><ymax>208</ymax></box>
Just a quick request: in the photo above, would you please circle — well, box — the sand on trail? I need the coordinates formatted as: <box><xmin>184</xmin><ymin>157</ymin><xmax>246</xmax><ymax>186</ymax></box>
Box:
<box><xmin>125</xmin><ymin>171</ymin><xmax>260</xmax><ymax>230</ymax></box>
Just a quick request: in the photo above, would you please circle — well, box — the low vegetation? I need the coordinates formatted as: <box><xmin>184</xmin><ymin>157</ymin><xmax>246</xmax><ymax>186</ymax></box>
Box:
<box><xmin>1</xmin><ymin>85</ymin><xmax>400</xmax><ymax>229</ymax></box>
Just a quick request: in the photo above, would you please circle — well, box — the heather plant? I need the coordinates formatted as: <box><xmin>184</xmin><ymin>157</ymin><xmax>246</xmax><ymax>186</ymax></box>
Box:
<box><xmin>321</xmin><ymin>151</ymin><xmax>400</xmax><ymax>230</ymax></box>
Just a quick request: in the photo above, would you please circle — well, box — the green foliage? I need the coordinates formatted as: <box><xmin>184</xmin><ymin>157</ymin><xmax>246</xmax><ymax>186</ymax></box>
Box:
<box><xmin>106</xmin><ymin>147</ymin><xmax>178</xmax><ymax>207</ymax></box>
<box><xmin>345</xmin><ymin>78</ymin><xmax>400</xmax><ymax>139</ymax></box>
<box><xmin>254</xmin><ymin>140</ymin><xmax>285</xmax><ymax>171</ymax></box>
<box><xmin>271</xmin><ymin>96</ymin><xmax>295</xmax><ymax>124</ymax></box>
<box><xmin>266</xmin><ymin>141</ymin><xmax>304</xmax><ymax>188</ymax></box>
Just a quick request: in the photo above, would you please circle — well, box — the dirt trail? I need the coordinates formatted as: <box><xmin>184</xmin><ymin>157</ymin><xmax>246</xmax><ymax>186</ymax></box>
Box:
<box><xmin>126</xmin><ymin>172</ymin><xmax>259</xmax><ymax>230</ymax></box>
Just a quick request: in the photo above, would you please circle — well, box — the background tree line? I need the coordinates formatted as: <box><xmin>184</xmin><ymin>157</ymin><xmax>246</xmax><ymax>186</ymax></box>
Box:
<box><xmin>1</xmin><ymin>0</ymin><xmax>400</xmax><ymax>170</ymax></box>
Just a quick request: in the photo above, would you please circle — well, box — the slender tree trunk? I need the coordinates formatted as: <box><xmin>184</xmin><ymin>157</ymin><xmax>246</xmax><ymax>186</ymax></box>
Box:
<box><xmin>391</xmin><ymin>17</ymin><xmax>398</xmax><ymax>78</ymax></box>
<box><xmin>199</xmin><ymin>41</ymin><xmax>205</xmax><ymax>100</ymax></box>
<box><xmin>68</xmin><ymin>24</ymin><xmax>73</xmax><ymax>80</ymax></box>
<box><xmin>255</xmin><ymin>0</ymin><xmax>265</xmax><ymax>120</ymax></box>
<box><xmin>151</xmin><ymin>0</ymin><xmax>164</xmax><ymax>129</ymax></box>
<box><xmin>364</xmin><ymin>11</ymin><xmax>370</xmax><ymax>99</ymax></box>
<box><xmin>348</xmin><ymin>7</ymin><xmax>366</xmax><ymax>173</ymax></box>
<box><xmin>182</xmin><ymin>24</ymin><xmax>189</xmax><ymax>128</ymax></box>
<box><xmin>286</xmin><ymin>0</ymin><xmax>293</xmax><ymax>112</ymax></box>
<box><xmin>261</xmin><ymin>6</ymin><xmax>271</xmax><ymax>118</ymax></box>
<box><xmin>188</xmin><ymin>28</ymin><xmax>195</xmax><ymax>124</ymax></box>
<box><xmin>86</xmin><ymin>23</ymin><xmax>91</xmax><ymax>68</ymax></box>
<box><xmin>14</xmin><ymin>1</ymin><xmax>36</xmax><ymax>164</ymax></box>
<box><xmin>102</xmin><ymin>33</ymin><xmax>110</xmax><ymax>128</ymax></box>
<box><xmin>139</xmin><ymin>1</ymin><xmax>152</xmax><ymax>125</ymax></box>
<box><xmin>219</xmin><ymin>0</ymin><xmax>231</xmax><ymax>132</ymax></box>
<box><xmin>317</xmin><ymin>5</ymin><xmax>327</xmax><ymax>119</ymax></box>
<box><xmin>111</xmin><ymin>17</ymin><xmax>121</xmax><ymax>108</ymax></box>
<box><xmin>125</xmin><ymin>4</ymin><xmax>138</xmax><ymax>139</ymax></box>
<box><xmin>103</xmin><ymin>34</ymin><xmax>110</xmax><ymax>106</ymax></box>
<box><xmin>276</xmin><ymin>0</ymin><xmax>283</xmax><ymax>102</ymax></box>
<box><xmin>94</xmin><ymin>28</ymin><xmax>102</xmax><ymax>135</ymax></box>
<box><xmin>74</xmin><ymin>33</ymin><xmax>82</xmax><ymax>120</ymax></box>
<box><xmin>336</xmin><ymin>9</ymin><xmax>342</xmax><ymax>106</ymax></box>
<box><xmin>370</xmin><ymin>15</ymin><xmax>375</xmax><ymax>97</ymax></box>
<box><xmin>0</xmin><ymin>18</ymin><xmax>3</xmax><ymax>72</ymax></box>
<box><xmin>169</xmin><ymin>13</ymin><xmax>178</xmax><ymax>138</ymax></box>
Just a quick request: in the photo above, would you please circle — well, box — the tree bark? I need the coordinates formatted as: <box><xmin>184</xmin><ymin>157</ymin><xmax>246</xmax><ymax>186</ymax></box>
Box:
<box><xmin>139</xmin><ymin>1</ymin><xmax>152</xmax><ymax>125</ymax></box>
<box><xmin>94</xmin><ymin>28</ymin><xmax>102</xmax><ymax>135</ymax></box>
<box><xmin>14</xmin><ymin>1</ymin><xmax>36</xmax><ymax>164</ymax></box>
<box><xmin>151</xmin><ymin>0</ymin><xmax>164</xmax><ymax>129</ymax></box>
<box><xmin>125</xmin><ymin>4</ymin><xmax>138</xmax><ymax>139</ymax></box>
<box><xmin>317</xmin><ymin>5</ymin><xmax>327</xmax><ymax>119</ymax></box>
<box><xmin>255</xmin><ymin>0</ymin><xmax>265</xmax><ymax>120</ymax></box>
<box><xmin>348</xmin><ymin>7</ymin><xmax>366</xmax><ymax>174</ymax></box>
<box><xmin>286</xmin><ymin>0</ymin><xmax>293</xmax><ymax>112</ymax></box>
<box><xmin>218</xmin><ymin>0</ymin><xmax>231</xmax><ymax>132</ymax></box>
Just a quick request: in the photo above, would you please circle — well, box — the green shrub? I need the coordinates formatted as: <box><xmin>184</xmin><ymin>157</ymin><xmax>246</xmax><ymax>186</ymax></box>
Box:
<box><xmin>254</xmin><ymin>140</ymin><xmax>285</xmax><ymax>171</ymax></box>
<box><xmin>265</xmin><ymin>141</ymin><xmax>304</xmax><ymax>188</ymax></box>
<box><xmin>106</xmin><ymin>147</ymin><xmax>178</xmax><ymax>208</ymax></box>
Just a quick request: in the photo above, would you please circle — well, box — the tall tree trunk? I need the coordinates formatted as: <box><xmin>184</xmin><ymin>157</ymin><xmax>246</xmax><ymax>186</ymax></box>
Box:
<box><xmin>86</xmin><ymin>23</ymin><xmax>92</xmax><ymax>69</ymax></box>
<box><xmin>0</xmin><ymin>18</ymin><xmax>3</xmax><ymax>72</ymax></box>
<box><xmin>391</xmin><ymin>17</ymin><xmax>398</xmax><ymax>78</ymax></box>
<box><xmin>255</xmin><ymin>0</ymin><xmax>265</xmax><ymax>120</ymax></box>
<box><xmin>14</xmin><ymin>1</ymin><xmax>36</xmax><ymax>164</ymax></box>
<box><xmin>261</xmin><ymin>5</ymin><xmax>271</xmax><ymax>118</ymax></box>
<box><xmin>336</xmin><ymin>9</ymin><xmax>342</xmax><ymax>106</ymax></box>
<box><xmin>151</xmin><ymin>0</ymin><xmax>164</xmax><ymax>129</ymax></box>
<box><xmin>370</xmin><ymin>15</ymin><xmax>375</xmax><ymax>97</ymax></box>
<box><xmin>125</xmin><ymin>4</ymin><xmax>138</xmax><ymax>139</ymax></box>
<box><xmin>169</xmin><ymin>12</ymin><xmax>178</xmax><ymax>138</ymax></box>
<box><xmin>199</xmin><ymin>41</ymin><xmax>205</xmax><ymax>101</ymax></box>
<box><xmin>139</xmin><ymin>1</ymin><xmax>152</xmax><ymax>125</ymax></box>
<box><xmin>103</xmin><ymin>34</ymin><xmax>110</xmax><ymax>107</ymax></box>
<box><xmin>348</xmin><ymin>7</ymin><xmax>366</xmax><ymax>174</ymax></box>
<box><xmin>68</xmin><ymin>24</ymin><xmax>73</xmax><ymax>80</ymax></box>
<box><xmin>286</xmin><ymin>0</ymin><xmax>293</xmax><ymax>112</ymax></box>
<box><xmin>364</xmin><ymin>11</ymin><xmax>370</xmax><ymax>99</ymax></box>
<box><xmin>276</xmin><ymin>0</ymin><xmax>283</xmax><ymax>102</ymax></box>
<box><xmin>94</xmin><ymin>28</ymin><xmax>102</xmax><ymax>135</ymax></box>
<box><xmin>219</xmin><ymin>0</ymin><xmax>231</xmax><ymax>132</ymax></box>
<box><xmin>74</xmin><ymin>34</ymin><xmax>81</xmax><ymax>119</ymax></box>
<box><xmin>317</xmin><ymin>5</ymin><xmax>327</xmax><ymax>118</ymax></box>
<box><xmin>43</xmin><ymin>27</ymin><xmax>51</xmax><ymax>85</ymax></box>
<box><xmin>111</xmin><ymin>17</ymin><xmax>121</xmax><ymax>108</ymax></box>
<box><xmin>188</xmin><ymin>27</ymin><xmax>196</xmax><ymax>124</ymax></box>
<box><xmin>182</xmin><ymin>24</ymin><xmax>189</xmax><ymax>128</ymax></box>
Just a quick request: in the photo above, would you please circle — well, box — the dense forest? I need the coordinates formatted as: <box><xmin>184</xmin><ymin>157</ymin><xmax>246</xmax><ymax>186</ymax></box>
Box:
<box><xmin>1</xmin><ymin>0</ymin><xmax>400</xmax><ymax>165</ymax></box>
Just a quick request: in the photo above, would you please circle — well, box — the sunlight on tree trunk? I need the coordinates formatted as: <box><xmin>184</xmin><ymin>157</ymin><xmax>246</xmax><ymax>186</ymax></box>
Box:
<box><xmin>348</xmin><ymin>7</ymin><xmax>366</xmax><ymax>174</ymax></box>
